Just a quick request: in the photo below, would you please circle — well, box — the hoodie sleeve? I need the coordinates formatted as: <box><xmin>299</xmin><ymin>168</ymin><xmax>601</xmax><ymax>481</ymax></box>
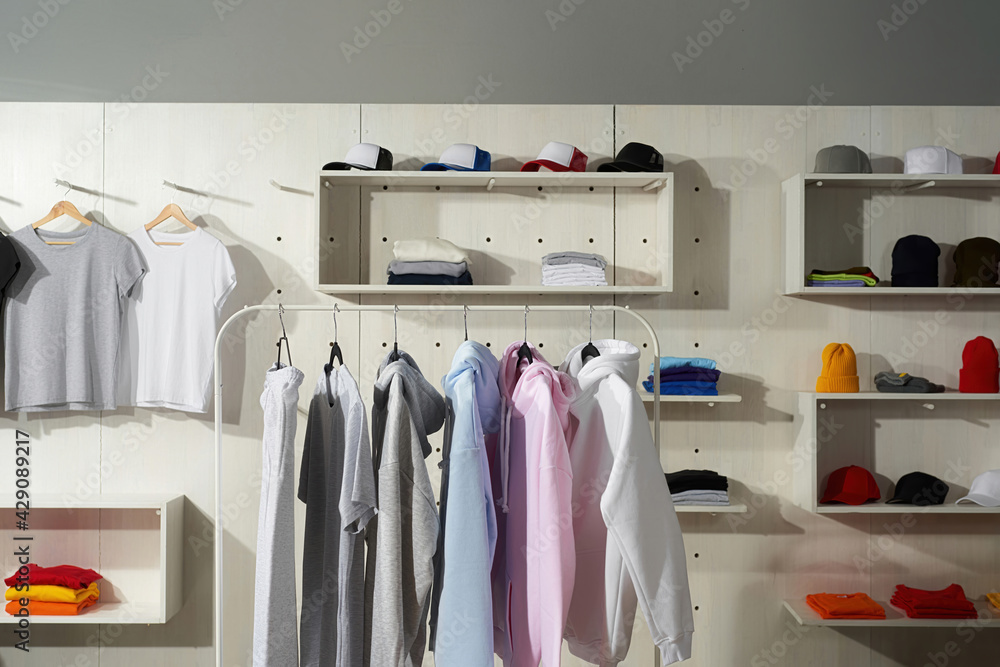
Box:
<box><xmin>526</xmin><ymin>379</ymin><xmax>576</xmax><ymax>667</ymax></box>
<box><xmin>602</xmin><ymin>392</ymin><xmax>694</xmax><ymax>665</ymax></box>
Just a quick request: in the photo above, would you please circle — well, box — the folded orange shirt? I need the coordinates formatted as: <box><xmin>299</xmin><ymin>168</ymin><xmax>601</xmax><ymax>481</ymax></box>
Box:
<box><xmin>5</xmin><ymin>582</ymin><xmax>99</xmax><ymax>604</ymax></box>
<box><xmin>5</xmin><ymin>597</ymin><xmax>98</xmax><ymax>616</ymax></box>
<box><xmin>807</xmin><ymin>592</ymin><xmax>886</xmax><ymax>619</ymax></box>
<box><xmin>987</xmin><ymin>593</ymin><xmax>1000</xmax><ymax>611</ymax></box>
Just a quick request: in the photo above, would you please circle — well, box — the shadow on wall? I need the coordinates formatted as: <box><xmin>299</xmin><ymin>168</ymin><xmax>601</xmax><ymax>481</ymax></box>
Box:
<box><xmin>641</xmin><ymin>374</ymin><xmax>792</xmax><ymax>425</ymax></box>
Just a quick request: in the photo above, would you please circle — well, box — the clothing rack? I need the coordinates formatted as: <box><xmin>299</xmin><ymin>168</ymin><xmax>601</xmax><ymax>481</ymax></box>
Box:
<box><xmin>211</xmin><ymin>303</ymin><xmax>662</xmax><ymax>666</ymax></box>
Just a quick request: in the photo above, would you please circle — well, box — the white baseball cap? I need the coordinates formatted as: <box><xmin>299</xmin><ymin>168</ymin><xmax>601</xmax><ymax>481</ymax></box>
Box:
<box><xmin>323</xmin><ymin>143</ymin><xmax>393</xmax><ymax>171</ymax></box>
<box><xmin>955</xmin><ymin>469</ymin><xmax>1000</xmax><ymax>506</ymax></box>
<box><xmin>421</xmin><ymin>143</ymin><xmax>491</xmax><ymax>171</ymax></box>
<box><xmin>904</xmin><ymin>146</ymin><xmax>963</xmax><ymax>175</ymax></box>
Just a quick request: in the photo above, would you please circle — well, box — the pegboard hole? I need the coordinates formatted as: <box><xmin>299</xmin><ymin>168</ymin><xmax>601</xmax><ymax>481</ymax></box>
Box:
<box><xmin>588</xmin><ymin>237</ymin><xmax>594</xmax><ymax>244</ymax></box>
<box><xmin>694</xmin><ymin>552</ymin><xmax>700</xmax><ymax>558</ymax></box>
<box><xmin>588</xmin><ymin>186</ymin><xmax>594</xmax><ymax>192</ymax></box>
<box><xmin>435</xmin><ymin>342</ymin><xmax>441</xmax><ymax>347</ymax></box>
<box><xmin>383</xmin><ymin>185</ymin><xmax>388</xmax><ymax>191</ymax></box>
<box><xmin>642</xmin><ymin>343</ymin><xmax>647</xmax><ymax>348</ymax></box>
<box><xmin>382</xmin><ymin>342</ymin><xmax>387</xmax><ymax>348</ymax></box>
<box><xmin>276</xmin><ymin>236</ymin><xmax>282</xmax><ymax>242</ymax></box>
<box><xmin>695</xmin><ymin>605</ymin><xmax>700</xmax><ymax>611</ymax></box>
<box><xmin>694</xmin><ymin>186</ymin><xmax>700</xmax><ymax>192</ymax></box>
<box><xmin>538</xmin><ymin>238</ymin><xmax>543</xmax><ymax>244</ymax></box>
<box><xmin>694</xmin><ymin>448</ymin><xmax>700</xmax><ymax>453</ymax></box>
<box><xmin>329</xmin><ymin>236</ymin><xmax>335</xmax><ymax>242</ymax></box>
<box><xmin>485</xmin><ymin>342</ymin><xmax>491</xmax><ymax>347</ymax></box>
<box><xmin>694</xmin><ymin>290</ymin><xmax>700</xmax><ymax>296</ymax></box>
<box><xmin>642</xmin><ymin>238</ymin><xmax>648</xmax><ymax>244</ymax></box>
<box><xmin>538</xmin><ymin>343</ymin><xmax>544</xmax><ymax>348</ymax></box>
<box><xmin>537</xmin><ymin>186</ymin><xmax>543</xmax><ymax>192</ymax></box>
<box><xmin>435</xmin><ymin>186</ymin><xmax>441</xmax><ymax>191</ymax></box>
<box><xmin>694</xmin><ymin>237</ymin><xmax>701</xmax><ymax>243</ymax></box>
<box><xmin>486</xmin><ymin>237</ymin><xmax>492</xmax><ymax>243</ymax></box>
<box><xmin>382</xmin><ymin>236</ymin><xmax>388</xmax><ymax>243</ymax></box>
<box><xmin>436</xmin><ymin>447</ymin><xmax>441</xmax><ymax>452</ymax></box>
<box><xmin>329</xmin><ymin>342</ymin><xmax>334</xmax><ymax>347</ymax></box>
<box><xmin>276</xmin><ymin>289</ymin><xmax>282</xmax><ymax>295</ymax></box>
<box><xmin>694</xmin><ymin>342</ymin><xmax>700</xmax><ymax>348</ymax></box>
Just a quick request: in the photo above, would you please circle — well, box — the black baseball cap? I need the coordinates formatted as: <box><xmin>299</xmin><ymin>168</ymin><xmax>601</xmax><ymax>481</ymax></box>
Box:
<box><xmin>323</xmin><ymin>143</ymin><xmax>393</xmax><ymax>171</ymax></box>
<box><xmin>886</xmin><ymin>471</ymin><xmax>949</xmax><ymax>506</ymax></box>
<box><xmin>598</xmin><ymin>142</ymin><xmax>664</xmax><ymax>173</ymax></box>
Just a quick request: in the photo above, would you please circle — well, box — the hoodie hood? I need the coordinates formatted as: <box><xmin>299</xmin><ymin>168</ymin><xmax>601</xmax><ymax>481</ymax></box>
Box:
<box><xmin>561</xmin><ymin>339</ymin><xmax>641</xmax><ymax>391</ymax></box>
<box><xmin>443</xmin><ymin>340</ymin><xmax>502</xmax><ymax>433</ymax></box>
<box><xmin>374</xmin><ymin>349</ymin><xmax>446</xmax><ymax>457</ymax></box>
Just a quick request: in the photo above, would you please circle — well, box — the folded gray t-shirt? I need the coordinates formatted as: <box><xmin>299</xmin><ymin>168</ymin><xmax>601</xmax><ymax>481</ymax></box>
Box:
<box><xmin>542</xmin><ymin>251</ymin><xmax>608</xmax><ymax>269</ymax></box>
<box><xmin>5</xmin><ymin>224</ymin><xmax>145</xmax><ymax>411</ymax></box>
<box><xmin>387</xmin><ymin>259</ymin><xmax>468</xmax><ymax>277</ymax></box>
<box><xmin>874</xmin><ymin>371</ymin><xmax>945</xmax><ymax>393</ymax></box>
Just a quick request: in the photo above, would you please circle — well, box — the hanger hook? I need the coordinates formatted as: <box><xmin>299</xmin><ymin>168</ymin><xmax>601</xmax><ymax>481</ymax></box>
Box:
<box><xmin>523</xmin><ymin>305</ymin><xmax>529</xmax><ymax>343</ymax></box>
<box><xmin>393</xmin><ymin>305</ymin><xmax>399</xmax><ymax>345</ymax></box>
<box><xmin>332</xmin><ymin>303</ymin><xmax>340</xmax><ymax>341</ymax></box>
<box><xmin>464</xmin><ymin>305</ymin><xmax>469</xmax><ymax>342</ymax></box>
<box><xmin>276</xmin><ymin>303</ymin><xmax>292</xmax><ymax>367</ymax></box>
<box><xmin>589</xmin><ymin>304</ymin><xmax>594</xmax><ymax>343</ymax></box>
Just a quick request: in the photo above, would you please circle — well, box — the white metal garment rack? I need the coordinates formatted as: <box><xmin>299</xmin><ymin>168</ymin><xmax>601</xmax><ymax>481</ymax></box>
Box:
<box><xmin>211</xmin><ymin>303</ymin><xmax>662</xmax><ymax>666</ymax></box>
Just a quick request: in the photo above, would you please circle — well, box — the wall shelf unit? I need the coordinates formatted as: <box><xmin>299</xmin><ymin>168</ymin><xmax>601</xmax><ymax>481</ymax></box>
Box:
<box><xmin>0</xmin><ymin>493</ymin><xmax>184</xmax><ymax>625</ymax></box>
<box><xmin>640</xmin><ymin>392</ymin><xmax>742</xmax><ymax>404</ymax></box>
<box><xmin>675</xmin><ymin>503</ymin><xmax>747</xmax><ymax>514</ymax></box>
<box><xmin>781</xmin><ymin>173</ymin><xmax>1000</xmax><ymax>296</ymax></box>
<box><xmin>314</xmin><ymin>170</ymin><xmax>673</xmax><ymax>296</ymax></box>
<box><xmin>783</xmin><ymin>598</ymin><xmax>1000</xmax><ymax>628</ymax></box>
<box><xmin>794</xmin><ymin>393</ymin><xmax>1000</xmax><ymax>514</ymax></box>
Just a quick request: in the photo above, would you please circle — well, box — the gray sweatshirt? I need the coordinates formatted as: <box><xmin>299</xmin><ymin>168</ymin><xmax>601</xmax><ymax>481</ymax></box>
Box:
<box><xmin>364</xmin><ymin>351</ymin><xmax>445</xmax><ymax>666</ymax></box>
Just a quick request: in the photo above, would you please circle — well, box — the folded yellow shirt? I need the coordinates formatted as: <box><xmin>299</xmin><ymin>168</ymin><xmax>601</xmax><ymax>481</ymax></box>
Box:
<box><xmin>988</xmin><ymin>592</ymin><xmax>1000</xmax><ymax>610</ymax></box>
<box><xmin>5</xmin><ymin>582</ymin><xmax>99</xmax><ymax>604</ymax></box>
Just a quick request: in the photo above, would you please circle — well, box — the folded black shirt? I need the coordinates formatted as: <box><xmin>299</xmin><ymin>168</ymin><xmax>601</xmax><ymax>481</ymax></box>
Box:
<box><xmin>665</xmin><ymin>469</ymin><xmax>729</xmax><ymax>493</ymax></box>
<box><xmin>387</xmin><ymin>270</ymin><xmax>473</xmax><ymax>285</ymax></box>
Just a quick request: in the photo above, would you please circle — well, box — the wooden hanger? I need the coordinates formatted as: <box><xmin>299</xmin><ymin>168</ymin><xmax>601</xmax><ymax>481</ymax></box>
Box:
<box><xmin>31</xmin><ymin>201</ymin><xmax>92</xmax><ymax>245</ymax></box>
<box><xmin>145</xmin><ymin>203</ymin><xmax>197</xmax><ymax>246</ymax></box>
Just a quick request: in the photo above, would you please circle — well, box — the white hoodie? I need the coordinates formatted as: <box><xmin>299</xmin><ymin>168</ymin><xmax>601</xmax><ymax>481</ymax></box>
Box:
<box><xmin>561</xmin><ymin>340</ymin><xmax>694</xmax><ymax>666</ymax></box>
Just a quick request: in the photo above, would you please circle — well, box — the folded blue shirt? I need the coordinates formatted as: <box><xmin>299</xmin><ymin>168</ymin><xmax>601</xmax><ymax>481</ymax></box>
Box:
<box><xmin>642</xmin><ymin>380</ymin><xmax>719</xmax><ymax>395</ymax></box>
<box><xmin>649</xmin><ymin>368</ymin><xmax>721</xmax><ymax>383</ymax></box>
<box><xmin>650</xmin><ymin>356</ymin><xmax>717</xmax><ymax>372</ymax></box>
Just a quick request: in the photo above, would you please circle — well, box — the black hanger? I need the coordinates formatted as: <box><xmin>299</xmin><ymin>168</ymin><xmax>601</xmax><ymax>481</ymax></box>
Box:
<box><xmin>464</xmin><ymin>305</ymin><xmax>469</xmax><ymax>342</ymax></box>
<box><xmin>325</xmin><ymin>303</ymin><xmax>343</xmax><ymax>374</ymax></box>
<box><xmin>389</xmin><ymin>305</ymin><xmax>401</xmax><ymax>362</ymax></box>
<box><xmin>581</xmin><ymin>305</ymin><xmax>601</xmax><ymax>362</ymax></box>
<box><xmin>274</xmin><ymin>304</ymin><xmax>292</xmax><ymax>368</ymax></box>
<box><xmin>517</xmin><ymin>305</ymin><xmax>534</xmax><ymax>365</ymax></box>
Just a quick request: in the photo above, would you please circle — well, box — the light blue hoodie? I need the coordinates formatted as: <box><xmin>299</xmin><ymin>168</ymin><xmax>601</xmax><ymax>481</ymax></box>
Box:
<box><xmin>429</xmin><ymin>341</ymin><xmax>502</xmax><ymax>666</ymax></box>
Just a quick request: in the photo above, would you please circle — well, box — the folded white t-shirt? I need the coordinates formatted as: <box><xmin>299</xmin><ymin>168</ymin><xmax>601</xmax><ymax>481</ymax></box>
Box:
<box><xmin>392</xmin><ymin>238</ymin><xmax>470</xmax><ymax>264</ymax></box>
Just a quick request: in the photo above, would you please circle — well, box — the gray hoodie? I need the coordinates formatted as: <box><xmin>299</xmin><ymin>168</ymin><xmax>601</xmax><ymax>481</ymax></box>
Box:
<box><xmin>364</xmin><ymin>351</ymin><xmax>445</xmax><ymax>667</ymax></box>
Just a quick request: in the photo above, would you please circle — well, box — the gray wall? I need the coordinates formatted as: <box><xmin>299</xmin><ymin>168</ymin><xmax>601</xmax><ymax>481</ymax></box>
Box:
<box><xmin>0</xmin><ymin>0</ymin><xmax>997</xmax><ymax>105</ymax></box>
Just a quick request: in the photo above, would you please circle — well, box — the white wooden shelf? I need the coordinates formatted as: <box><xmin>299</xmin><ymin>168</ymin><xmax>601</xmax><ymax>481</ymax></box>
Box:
<box><xmin>816</xmin><ymin>502</ymin><xmax>1000</xmax><ymax>515</ymax></box>
<box><xmin>794</xmin><ymin>393</ymin><xmax>1000</xmax><ymax>514</ymax></box>
<box><xmin>675</xmin><ymin>503</ymin><xmax>747</xmax><ymax>514</ymax></box>
<box><xmin>641</xmin><ymin>392</ymin><xmax>742</xmax><ymax>403</ymax></box>
<box><xmin>315</xmin><ymin>171</ymin><xmax>673</xmax><ymax>296</ymax></box>
<box><xmin>0</xmin><ymin>494</ymin><xmax>184</xmax><ymax>625</ymax></box>
<box><xmin>0</xmin><ymin>602</ymin><xmax>163</xmax><ymax>625</ymax></box>
<box><xmin>316</xmin><ymin>284</ymin><xmax>670</xmax><ymax>295</ymax></box>
<box><xmin>789</xmin><ymin>287</ymin><xmax>1000</xmax><ymax>296</ymax></box>
<box><xmin>318</xmin><ymin>170</ymin><xmax>672</xmax><ymax>189</ymax></box>
<box><xmin>783</xmin><ymin>598</ymin><xmax>1000</xmax><ymax>628</ymax></box>
<box><xmin>781</xmin><ymin>172</ymin><xmax>1000</xmax><ymax>296</ymax></box>
<box><xmin>812</xmin><ymin>391</ymin><xmax>1000</xmax><ymax>401</ymax></box>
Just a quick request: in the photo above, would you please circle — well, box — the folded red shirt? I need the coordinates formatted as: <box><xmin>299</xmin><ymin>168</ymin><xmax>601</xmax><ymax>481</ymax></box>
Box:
<box><xmin>4</xmin><ymin>564</ymin><xmax>102</xmax><ymax>590</ymax></box>
<box><xmin>891</xmin><ymin>584</ymin><xmax>977</xmax><ymax>619</ymax></box>
<box><xmin>806</xmin><ymin>592</ymin><xmax>885</xmax><ymax>619</ymax></box>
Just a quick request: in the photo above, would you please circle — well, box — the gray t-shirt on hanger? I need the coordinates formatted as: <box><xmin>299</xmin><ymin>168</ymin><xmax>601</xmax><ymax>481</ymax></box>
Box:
<box><xmin>4</xmin><ymin>223</ymin><xmax>145</xmax><ymax>411</ymax></box>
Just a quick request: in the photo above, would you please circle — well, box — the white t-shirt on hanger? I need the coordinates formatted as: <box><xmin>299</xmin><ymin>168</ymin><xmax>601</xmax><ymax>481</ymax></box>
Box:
<box><xmin>118</xmin><ymin>226</ymin><xmax>237</xmax><ymax>413</ymax></box>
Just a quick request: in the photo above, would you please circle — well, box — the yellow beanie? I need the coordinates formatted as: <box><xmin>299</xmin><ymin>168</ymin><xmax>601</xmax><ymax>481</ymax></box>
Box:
<box><xmin>816</xmin><ymin>343</ymin><xmax>859</xmax><ymax>392</ymax></box>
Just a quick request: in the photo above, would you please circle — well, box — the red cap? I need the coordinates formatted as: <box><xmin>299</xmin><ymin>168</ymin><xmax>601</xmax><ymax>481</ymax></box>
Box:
<box><xmin>820</xmin><ymin>465</ymin><xmax>881</xmax><ymax>505</ymax></box>
<box><xmin>521</xmin><ymin>141</ymin><xmax>588</xmax><ymax>172</ymax></box>
<box><xmin>959</xmin><ymin>336</ymin><xmax>999</xmax><ymax>393</ymax></box>
<box><xmin>993</xmin><ymin>151</ymin><xmax>1000</xmax><ymax>175</ymax></box>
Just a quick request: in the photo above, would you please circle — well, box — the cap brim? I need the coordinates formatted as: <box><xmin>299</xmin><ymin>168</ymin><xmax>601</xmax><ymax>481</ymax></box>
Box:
<box><xmin>955</xmin><ymin>493</ymin><xmax>1000</xmax><ymax>507</ymax></box>
<box><xmin>598</xmin><ymin>161</ymin><xmax>661</xmax><ymax>173</ymax></box>
<box><xmin>322</xmin><ymin>162</ymin><xmax>372</xmax><ymax>171</ymax></box>
<box><xmin>820</xmin><ymin>491</ymin><xmax>875</xmax><ymax>505</ymax></box>
<box><xmin>421</xmin><ymin>163</ymin><xmax>474</xmax><ymax>171</ymax></box>
<box><xmin>521</xmin><ymin>159</ymin><xmax>570</xmax><ymax>172</ymax></box>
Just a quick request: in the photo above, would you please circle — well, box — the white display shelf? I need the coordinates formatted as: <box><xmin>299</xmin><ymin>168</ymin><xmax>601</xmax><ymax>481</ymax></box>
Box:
<box><xmin>781</xmin><ymin>173</ymin><xmax>1000</xmax><ymax>296</ymax></box>
<box><xmin>813</xmin><ymin>391</ymin><xmax>1000</xmax><ymax>401</ymax></box>
<box><xmin>675</xmin><ymin>504</ymin><xmax>747</xmax><ymax>514</ymax></box>
<box><xmin>640</xmin><ymin>393</ymin><xmax>742</xmax><ymax>404</ymax></box>
<box><xmin>315</xmin><ymin>170</ymin><xmax>673</xmax><ymax>296</ymax></box>
<box><xmin>794</xmin><ymin>393</ymin><xmax>1000</xmax><ymax>514</ymax></box>
<box><xmin>0</xmin><ymin>493</ymin><xmax>184</xmax><ymax>625</ymax></box>
<box><xmin>318</xmin><ymin>170</ymin><xmax>672</xmax><ymax>189</ymax></box>
<box><xmin>783</xmin><ymin>598</ymin><xmax>1000</xmax><ymax>628</ymax></box>
<box><xmin>816</xmin><ymin>502</ymin><xmax>1000</xmax><ymax>515</ymax></box>
<box><xmin>316</xmin><ymin>284</ymin><xmax>670</xmax><ymax>295</ymax></box>
<box><xmin>801</xmin><ymin>174</ymin><xmax>1000</xmax><ymax>189</ymax></box>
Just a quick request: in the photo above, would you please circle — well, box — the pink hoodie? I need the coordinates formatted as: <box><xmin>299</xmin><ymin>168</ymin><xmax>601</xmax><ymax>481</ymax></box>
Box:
<box><xmin>492</xmin><ymin>342</ymin><xmax>576</xmax><ymax>667</ymax></box>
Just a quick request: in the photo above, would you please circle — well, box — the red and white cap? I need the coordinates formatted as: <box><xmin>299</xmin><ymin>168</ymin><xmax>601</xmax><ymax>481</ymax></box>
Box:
<box><xmin>521</xmin><ymin>141</ymin><xmax>588</xmax><ymax>172</ymax></box>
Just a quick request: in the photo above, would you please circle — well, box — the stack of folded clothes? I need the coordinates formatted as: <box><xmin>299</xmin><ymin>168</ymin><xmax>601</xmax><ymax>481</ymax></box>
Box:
<box><xmin>988</xmin><ymin>592</ymin><xmax>1000</xmax><ymax>611</ymax></box>
<box><xmin>4</xmin><ymin>564</ymin><xmax>102</xmax><ymax>616</ymax></box>
<box><xmin>644</xmin><ymin>356</ymin><xmax>720</xmax><ymax>396</ymax></box>
<box><xmin>805</xmin><ymin>592</ymin><xmax>886</xmax><ymax>620</ymax></box>
<box><xmin>541</xmin><ymin>251</ymin><xmax>607</xmax><ymax>286</ymax></box>
<box><xmin>665</xmin><ymin>469</ymin><xmax>730</xmax><ymax>506</ymax></box>
<box><xmin>891</xmin><ymin>584</ymin><xmax>977</xmax><ymax>619</ymax></box>
<box><xmin>387</xmin><ymin>238</ymin><xmax>473</xmax><ymax>285</ymax></box>
<box><xmin>806</xmin><ymin>266</ymin><xmax>880</xmax><ymax>287</ymax></box>
<box><xmin>874</xmin><ymin>371</ymin><xmax>945</xmax><ymax>393</ymax></box>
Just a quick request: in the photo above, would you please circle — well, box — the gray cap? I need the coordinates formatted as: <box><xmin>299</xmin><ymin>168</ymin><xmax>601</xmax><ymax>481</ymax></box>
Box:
<box><xmin>814</xmin><ymin>145</ymin><xmax>872</xmax><ymax>173</ymax></box>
